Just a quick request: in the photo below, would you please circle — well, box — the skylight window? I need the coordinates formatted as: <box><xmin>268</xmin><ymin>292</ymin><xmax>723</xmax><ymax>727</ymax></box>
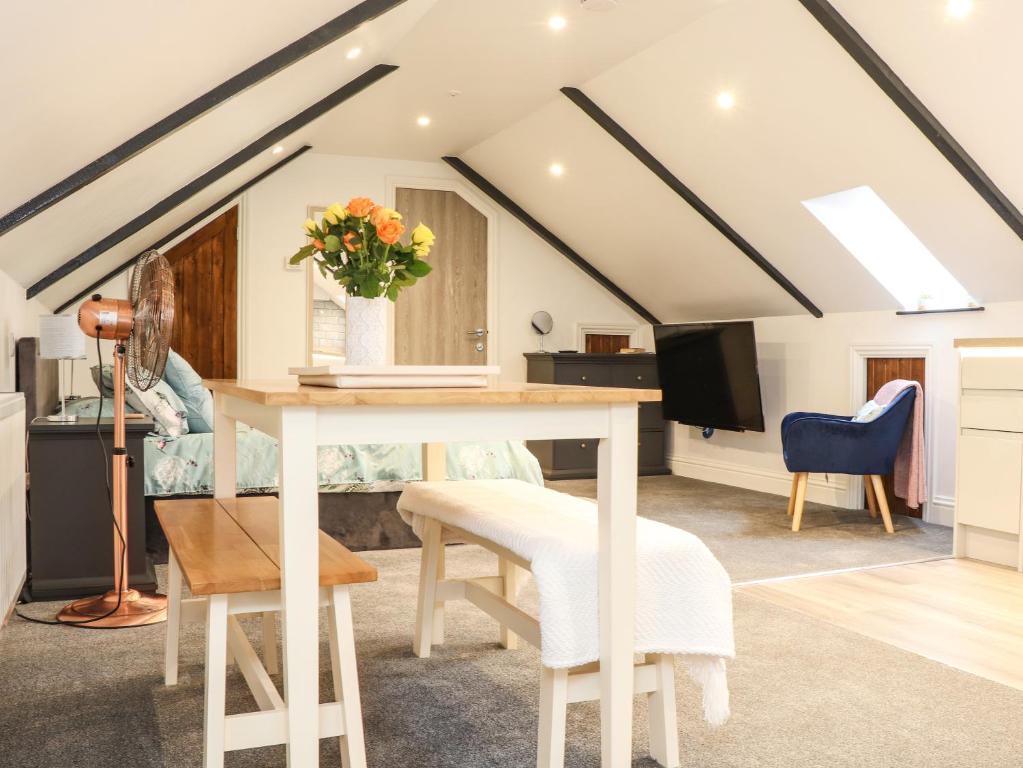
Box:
<box><xmin>802</xmin><ymin>185</ymin><xmax>977</xmax><ymax>312</ymax></box>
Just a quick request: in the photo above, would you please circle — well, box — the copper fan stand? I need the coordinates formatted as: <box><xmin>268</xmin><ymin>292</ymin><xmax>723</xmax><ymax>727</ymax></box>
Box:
<box><xmin>58</xmin><ymin>343</ymin><xmax>166</xmax><ymax>627</ymax></box>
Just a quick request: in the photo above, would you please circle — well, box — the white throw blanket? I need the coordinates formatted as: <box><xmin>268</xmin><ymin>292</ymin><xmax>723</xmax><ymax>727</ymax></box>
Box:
<box><xmin>397</xmin><ymin>480</ymin><xmax>735</xmax><ymax>725</ymax></box>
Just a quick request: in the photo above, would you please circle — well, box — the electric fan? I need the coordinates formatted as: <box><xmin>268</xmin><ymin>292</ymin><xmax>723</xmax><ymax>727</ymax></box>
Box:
<box><xmin>57</xmin><ymin>250</ymin><xmax>175</xmax><ymax>628</ymax></box>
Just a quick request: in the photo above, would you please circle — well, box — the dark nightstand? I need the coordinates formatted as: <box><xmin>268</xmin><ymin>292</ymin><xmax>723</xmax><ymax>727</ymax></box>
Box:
<box><xmin>26</xmin><ymin>417</ymin><xmax>157</xmax><ymax>600</ymax></box>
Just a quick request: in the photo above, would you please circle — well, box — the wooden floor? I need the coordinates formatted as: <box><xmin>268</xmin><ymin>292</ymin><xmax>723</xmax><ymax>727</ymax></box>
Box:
<box><xmin>739</xmin><ymin>558</ymin><xmax>1023</xmax><ymax>691</ymax></box>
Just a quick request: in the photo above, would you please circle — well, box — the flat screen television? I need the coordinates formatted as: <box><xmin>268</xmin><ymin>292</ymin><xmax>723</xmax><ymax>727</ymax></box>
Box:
<box><xmin>653</xmin><ymin>321</ymin><xmax>765</xmax><ymax>433</ymax></box>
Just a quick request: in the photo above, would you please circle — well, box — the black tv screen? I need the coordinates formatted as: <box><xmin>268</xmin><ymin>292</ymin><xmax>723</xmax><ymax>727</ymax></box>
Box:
<box><xmin>653</xmin><ymin>321</ymin><xmax>765</xmax><ymax>432</ymax></box>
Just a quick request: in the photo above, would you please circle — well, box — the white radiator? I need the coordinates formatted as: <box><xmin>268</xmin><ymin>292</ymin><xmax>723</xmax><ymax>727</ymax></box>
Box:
<box><xmin>0</xmin><ymin>393</ymin><xmax>26</xmax><ymax>626</ymax></box>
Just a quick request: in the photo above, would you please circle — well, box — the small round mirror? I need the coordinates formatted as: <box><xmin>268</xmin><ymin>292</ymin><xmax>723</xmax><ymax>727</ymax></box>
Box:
<box><xmin>531</xmin><ymin>311</ymin><xmax>553</xmax><ymax>352</ymax></box>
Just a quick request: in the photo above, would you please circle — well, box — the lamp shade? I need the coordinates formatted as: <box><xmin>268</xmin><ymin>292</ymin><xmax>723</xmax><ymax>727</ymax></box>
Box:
<box><xmin>39</xmin><ymin>314</ymin><xmax>86</xmax><ymax>360</ymax></box>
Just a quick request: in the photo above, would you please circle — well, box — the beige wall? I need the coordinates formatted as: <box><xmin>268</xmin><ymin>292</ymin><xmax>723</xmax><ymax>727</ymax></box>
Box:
<box><xmin>240</xmin><ymin>151</ymin><xmax>652</xmax><ymax>381</ymax></box>
<box><xmin>0</xmin><ymin>267</ymin><xmax>45</xmax><ymax>391</ymax></box>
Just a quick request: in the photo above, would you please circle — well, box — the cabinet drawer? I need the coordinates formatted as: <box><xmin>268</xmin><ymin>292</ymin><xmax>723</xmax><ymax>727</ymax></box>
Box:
<box><xmin>554</xmin><ymin>364</ymin><xmax>611</xmax><ymax>387</ymax></box>
<box><xmin>638</xmin><ymin>430</ymin><xmax>665</xmax><ymax>468</ymax></box>
<box><xmin>639</xmin><ymin>402</ymin><xmax>664</xmax><ymax>429</ymax></box>
<box><xmin>962</xmin><ymin>355</ymin><xmax>1023</xmax><ymax>390</ymax></box>
<box><xmin>612</xmin><ymin>364</ymin><xmax>659</xmax><ymax>389</ymax></box>
<box><xmin>553</xmin><ymin>438</ymin><xmax>598</xmax><ymax>471</ymax></box>
<box><xmin>961</xmin><ymin>393</ymin><xmax>1023</xmax><ymax>432</ymax></box>
<box><xmin>957</xmin><ymin>430</ymin><xmax>1022</xmax><ymax>534</ymax></box>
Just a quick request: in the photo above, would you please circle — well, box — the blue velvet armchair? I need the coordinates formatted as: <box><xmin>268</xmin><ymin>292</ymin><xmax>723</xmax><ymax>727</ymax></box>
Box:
<box><xmin>780</xmin><ymin>387</ymin><xmax>916</xmax><ymax>533</ymax></box>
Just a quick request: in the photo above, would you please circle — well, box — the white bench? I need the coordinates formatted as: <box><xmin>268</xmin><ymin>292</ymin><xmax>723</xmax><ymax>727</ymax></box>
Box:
<box><xmin>400</xmin><ymin>480</ymin><xmax>712</xmax><ymax>768</ymax></box>
<box><xmin>156</xmin><ymin>496</ymin><xmax>377</xmax><ymax>768</ymax></box>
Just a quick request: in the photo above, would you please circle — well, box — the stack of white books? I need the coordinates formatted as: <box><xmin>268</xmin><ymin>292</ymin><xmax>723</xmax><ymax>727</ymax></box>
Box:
<box><xmin>288</xmin><ymin>365</ymin><xmax>500</xmax><ymax>388</ymax></box>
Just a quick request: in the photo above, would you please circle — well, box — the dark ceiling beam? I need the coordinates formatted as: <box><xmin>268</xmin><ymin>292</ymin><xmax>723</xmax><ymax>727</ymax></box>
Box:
<box><xmin>28</xmin><ymin>64</ymin><xmax>397</xmax><ymax>299</ymax></box>
<box><xmin>797</xmin><ymin>0</ymin><xmax>1023</xmax><ymax>242</ymax></box>
<box><xmin>561</xmin><ymin>86</ymin><xmax>824</xmax><ymax>319</ymax></box>
<box><xmin>443</xmin><ymin>156</ymin><xmax>660</xmax><ymax>324</ymax></box>
<box><xmin>54</xmin><ymin>145</ymin><xmax>312</xmax><ymax>313</ymax></box>
<box><xmin>0</xmin><ymin>0</ymin><xmax>408</xmax><ymax>237</ymax></box>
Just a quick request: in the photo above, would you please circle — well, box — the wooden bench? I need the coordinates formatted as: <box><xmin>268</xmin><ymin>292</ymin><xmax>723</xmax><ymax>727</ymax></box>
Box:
<box><xmin>403</xmin><ymin>484</ymin><xmax>681</xmax><ymax>768</ymax></box>
<box><xmin>155</xmin><ymin>496</ymin><xmax>376</xmax><ymax>768</ymax></box>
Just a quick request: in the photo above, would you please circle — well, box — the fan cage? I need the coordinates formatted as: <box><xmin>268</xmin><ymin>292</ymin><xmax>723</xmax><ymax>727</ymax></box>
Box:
<box><xmin>127</xmin><ymin>250</ymin><xmax>175</xmax><ymax>391</ymax></box>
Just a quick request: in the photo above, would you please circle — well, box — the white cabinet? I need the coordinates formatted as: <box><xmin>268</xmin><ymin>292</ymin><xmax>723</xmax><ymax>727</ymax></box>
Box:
<box><xmin>954</xmin><ymin>341</ymin><xmax>1023</xmax><ymax>571</ymax></box>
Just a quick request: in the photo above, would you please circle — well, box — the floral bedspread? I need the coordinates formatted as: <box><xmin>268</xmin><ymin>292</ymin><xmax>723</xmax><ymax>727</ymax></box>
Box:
<box><xmin>144</xmin><ymin>423</ymin><xmax>544</xmax><ymax>496</ymax></box>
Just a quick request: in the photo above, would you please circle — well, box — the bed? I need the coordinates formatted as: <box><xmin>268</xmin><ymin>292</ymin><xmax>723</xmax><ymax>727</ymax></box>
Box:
<box><xmin>16</xmin><ymin>338</ymin><xmax>544</xmax><ymax>552</ymax></box>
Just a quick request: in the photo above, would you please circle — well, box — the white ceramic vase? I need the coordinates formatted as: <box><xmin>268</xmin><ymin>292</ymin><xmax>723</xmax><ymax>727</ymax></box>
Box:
<box><xmin>344</xmin><ymin>295</ymin><xmax>388</xmax><ymax>366</ymax></box>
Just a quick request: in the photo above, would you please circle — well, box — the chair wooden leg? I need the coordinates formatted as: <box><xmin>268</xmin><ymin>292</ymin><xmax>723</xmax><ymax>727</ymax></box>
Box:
<box><xmin>329</xmin><ymin>586</ymin><xmax>368</xmax><ymax>768</ymax></box>
<box><xmin>791</xmin><ymin>473</ymin><xmax>809</xmax><ymax>532</ymax></box>
<box><xmin>538</xmin><ymin>666</ymin><xmax>569</xmax><ymax>768</ymax></box>
<box><xmin>647</xmin><ymin>654</ymin><xmax>680</xmax><ymax>768</ymax></box>
<box><xmin>870</xmin><ymin>475</ymin><xmax>895</xmax><ymax>533</ymax></box>
<box><xmin>414</xmin><ymin>518</ymin><xmax>442</xmax><ymax>658</ymax></box>
<box><xmin>864</xmin><ymin>476</ymin><xmax>878</xmax><ymax>518</ymax></box>
<box><xmin>786</xmin><ymin>474</ymin><xmax>798</xmax><ymax>517</ymax></box>
<box><xmin>165</xmin><ymin>550</ymin><xmax>182</xmax><ymax>686</ymax></box>
<box><xmin>261</xmin><ymin>611</ymin><xmax>279</xmax><ymax>675</ymax></box>
<box><xmin>432</xmin><ymin>541</ymin><xmax>446</xmax><ymax>645</ymax></box>
<box><xmin>499</xmin><ymin>557</ymin><xmax>521</xmax><ymax>650</ymax></box>
<box><xmin>203</xmin><ymin>594</ymin><xmax>228</xmax><ymax>768</ymax></box>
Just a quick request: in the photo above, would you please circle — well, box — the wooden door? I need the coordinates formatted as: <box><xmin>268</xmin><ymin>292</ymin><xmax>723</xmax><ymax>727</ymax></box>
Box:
<box><xmin>865</xmin><ymin>357</ymin><xmax>925</xmax><ymax>518</ymax></box>
<box><xmin>585</xmin><ymin>334</ymin><xmax>630</xmax><ymax>354</ymax></box>
<box><xmin>164</xmin><ymin>206</ymin><xmax>238</xmax><ymax>378</ymax></box>
<box><xmin>394</xmin><ymin>188</ymin><xmax>487</xmax><ymax>365</ymax></box>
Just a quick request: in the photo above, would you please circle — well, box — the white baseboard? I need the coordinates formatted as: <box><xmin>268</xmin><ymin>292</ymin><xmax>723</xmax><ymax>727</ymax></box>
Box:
<box><xmin>667</xmin><ymin>453</ymin><xmax>849</xmax><ymax>508</ymax></box>
<box><xmin>927</xmin><ymin>495</ymin><xmax>955</xmax><ymax>527</ymax></box>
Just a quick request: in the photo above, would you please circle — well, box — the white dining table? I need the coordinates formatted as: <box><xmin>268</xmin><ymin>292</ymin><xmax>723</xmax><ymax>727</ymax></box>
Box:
<box><xmin>206</xmin><ymin>379</ymin><xmax>660</xmax><ymax>767</ymax></box>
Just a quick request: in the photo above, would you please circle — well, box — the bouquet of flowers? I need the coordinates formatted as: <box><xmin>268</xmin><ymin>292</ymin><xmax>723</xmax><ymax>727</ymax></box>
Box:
<box><xmin>289</xmin><ymin>197</ymin><xmax>434</xmax><ymax>301</ymax></box>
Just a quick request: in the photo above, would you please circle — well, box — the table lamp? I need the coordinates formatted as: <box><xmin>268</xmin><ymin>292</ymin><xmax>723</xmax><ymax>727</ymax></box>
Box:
<box><xmin>39</xmin><ymin>313</ymin><xmax>86</xmax><ymax>422</ymax></box>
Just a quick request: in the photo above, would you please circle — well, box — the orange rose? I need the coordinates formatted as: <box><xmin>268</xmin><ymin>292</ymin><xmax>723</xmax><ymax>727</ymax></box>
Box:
<box><xmin>342</xmin><ymin>232</ymin><xmax>360</xmax><ymax>251</ymax></box>
<box><xmin>312</xmin><ymin>238</ymin><xmax>325</xmax><ymax>250</ymax></box>
<box><xmin>369</xmin><ymin>206</ymin><xmax>400</xmax><ymax>228</ymax></box>
<box><xmin>375</xmin><ymin>219</ymin><xmax>405</xmax><ymax>245</ymax></box>
<box><xmin>346</xmin><ymin>197</ymin><xmax>376</xmax><ymax>218</ymax></box>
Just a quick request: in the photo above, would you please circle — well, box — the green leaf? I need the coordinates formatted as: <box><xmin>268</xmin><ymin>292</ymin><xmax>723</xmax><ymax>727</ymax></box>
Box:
<box><xmin>406</xmin><ymin>260</ymin><xmax>431</xmax><ymax>278</ymax></box>
<box><xmin>289</xmin><ymin>244</ymin><xmax>315</xmax><ymax>265</ymax></box>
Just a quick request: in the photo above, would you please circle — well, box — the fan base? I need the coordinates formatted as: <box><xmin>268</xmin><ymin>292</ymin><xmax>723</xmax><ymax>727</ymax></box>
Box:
<box><xmin>57</xmin><ymin>589</ymin><xmax>167</xmax><ymax>628</ymax></box>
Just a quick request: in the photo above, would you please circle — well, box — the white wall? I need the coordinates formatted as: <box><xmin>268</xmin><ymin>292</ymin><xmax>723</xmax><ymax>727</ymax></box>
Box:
<box><xmin>667</xmin><ymin>301</ymin><xmax>1023</xmax><ymax>525</ymax></box>
<box><xmin>0</xmin><ymin>267</ymin><xmax>45</xmax><ymax>392</ymax></box>
<box><xmin>241</xmin><ymin>151</ymin><xmax>652</xmax><ymax>381</ymax></box>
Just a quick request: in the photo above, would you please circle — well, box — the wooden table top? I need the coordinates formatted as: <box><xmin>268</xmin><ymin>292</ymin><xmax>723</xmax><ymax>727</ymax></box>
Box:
<box><xmin>953</xmin><ymin>337</ymin><xmax>1023</xmax><ymax>348</ymax></box>
<box><xmin>203</xmin><ymin>379</ymin><xmax>662</xmax><ymax>407</ymax></box>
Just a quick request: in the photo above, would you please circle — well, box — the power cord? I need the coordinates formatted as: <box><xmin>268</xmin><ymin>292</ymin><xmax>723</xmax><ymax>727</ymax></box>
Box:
<box><xmin>16</xmin><ymin>335</ymin><xmax>128</xmax><ymax>628</ymax></box>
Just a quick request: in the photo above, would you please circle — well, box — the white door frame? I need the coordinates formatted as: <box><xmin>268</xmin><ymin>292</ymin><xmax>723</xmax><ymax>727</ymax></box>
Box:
<box><xmin>847</xmin><ymin>343</ymin><xmax>935</xmax><ymax>521</ymax></box>
<box><xmin>385</xmin><ymin>175</ymin><xmax>500</xmax><ymax>368</ymax></box>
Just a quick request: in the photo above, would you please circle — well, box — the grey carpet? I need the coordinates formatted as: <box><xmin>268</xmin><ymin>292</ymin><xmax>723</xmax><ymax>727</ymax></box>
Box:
<box><xmin>3</xmin><ymin>476</ymin><xmax>1000</xmax><ymax>768</ymax></box>
<box><xmin>549</xmin><ymin>475</ymin><xmax>952</xmax><ymax>582</ymax></box>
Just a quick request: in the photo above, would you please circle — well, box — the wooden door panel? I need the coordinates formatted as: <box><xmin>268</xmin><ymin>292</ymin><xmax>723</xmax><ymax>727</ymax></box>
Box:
<box><xmin>865</xmin><ymin>357</ymin><xmax>925</xmax><ymax>518</ymax></box>
<box><xmin>585</xmin><ymin>334</ymin><xmax>630</xmax><ymax>354</ymax></box>
<box><xmin>393</xmin><ymin>188</ymin><xmax>487</xmax><ymax>365</ymax></box>
<box><xmin>165</xmin><ymin>207</ymin><xmax>237</xmax><ymax>379</ymax></box>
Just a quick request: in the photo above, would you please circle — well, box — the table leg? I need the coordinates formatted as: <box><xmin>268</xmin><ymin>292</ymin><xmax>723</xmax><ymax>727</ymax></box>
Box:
<box><xmin>278</xmin><ymin>407</ymin><xmax>320</xmax><ymax>767</ymax></box>
<box><xmin>596</xmin><ymin>403</ymin><xmax>639</xmax><ymax>767</ymax></box>
<box><xmin>213</xmin><ymin>393</ymin><xmax>237</xmax><ymax>499</ymax></box>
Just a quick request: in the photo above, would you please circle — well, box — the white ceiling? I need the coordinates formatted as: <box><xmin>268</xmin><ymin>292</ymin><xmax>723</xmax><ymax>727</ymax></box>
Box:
<box><xmin>4</xmin><ymin>0</ymin><xmax>1023</xmax><ymax>319</ymax></box>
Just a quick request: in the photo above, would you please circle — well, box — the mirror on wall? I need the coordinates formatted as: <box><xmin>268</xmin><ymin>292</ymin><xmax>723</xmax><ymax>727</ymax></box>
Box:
<box><xmin>304</xmin><ymin>205</ymin><xmax>347</xmax><ymax>366</ymax></box>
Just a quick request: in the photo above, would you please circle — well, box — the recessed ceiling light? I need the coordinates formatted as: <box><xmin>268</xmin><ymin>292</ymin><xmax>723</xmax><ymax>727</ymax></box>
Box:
<box><xmin>271</xmin><ymin>145</ymin><xmax>284</xmax><ymax>155</ymax></box>
<box><xmin>416</xmin><ymin>115</ymin><xmax>431</xmax><ymax>127</ymax></box>
<box><xmin>346</xmin><ymin>46</ymin><xmax>362</xmax><ymax>60</ymax></box>
<box><xmin>549</xmin><ymin>163</ymin><xmax>565</xmax><ymax>177</ymax></box>
<box><xmin>945</xmin><ymin>0</ymin><xmax>972</xmax><ymax>19</ymax></box>
<box><xmin>548</xmin><ymin>15</ymin><xmax>567</xmax><ymax>31</ymax></box>
<box><xmin>715</xmin><ymin>91</ymin><xmax>736</xmax><ymax>110</ymax></box>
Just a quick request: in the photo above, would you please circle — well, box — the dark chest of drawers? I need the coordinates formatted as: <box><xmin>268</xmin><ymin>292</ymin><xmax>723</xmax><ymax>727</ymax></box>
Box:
<box><xmin>524</xmin><ymin>352</ymin><xmax>670</xmax><ymax>480</ymax></box>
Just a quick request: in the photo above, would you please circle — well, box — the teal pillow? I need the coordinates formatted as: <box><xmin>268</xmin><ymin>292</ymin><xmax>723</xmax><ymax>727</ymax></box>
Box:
<box><xmin>161</xmin><ymin>349</ymin><xmax>214</xmax><ymax>433</ymax></box>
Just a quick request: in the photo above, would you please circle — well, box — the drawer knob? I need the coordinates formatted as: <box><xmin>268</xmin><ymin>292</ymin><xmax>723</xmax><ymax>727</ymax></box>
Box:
<box><xmin>580</xmin><ymin>442</ymin><xmax>587</xmax><ymax>449</ymax></box>
<box><xmin>580</xmin><ymin>375</ymin><xmax>587</xmax><ymax>382</ymax></box>
<box><xmin>636</xmin><ymin>375</ymin><xmax>643</xmax><ymax>381</ymax></box>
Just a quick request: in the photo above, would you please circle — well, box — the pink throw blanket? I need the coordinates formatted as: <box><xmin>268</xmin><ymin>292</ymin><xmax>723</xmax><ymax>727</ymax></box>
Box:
<box><xmin>873</xmin><ymin>379</ymin><xmax>925</xmax><ymax>509</ymax></box>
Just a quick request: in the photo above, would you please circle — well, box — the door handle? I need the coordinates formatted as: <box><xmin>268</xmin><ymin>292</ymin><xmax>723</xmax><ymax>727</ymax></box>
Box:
<box><xmin>466</xmin><ymin>328</ymin><xmax>487</xmax><ymax>337</ymax></box>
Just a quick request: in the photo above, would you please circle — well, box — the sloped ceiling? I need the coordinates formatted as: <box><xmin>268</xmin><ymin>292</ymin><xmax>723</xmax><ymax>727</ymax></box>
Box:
<box><xmin>4</xmin><ymin>0</ymin><xmax>1023</xmax><ymax>319</ymax></box>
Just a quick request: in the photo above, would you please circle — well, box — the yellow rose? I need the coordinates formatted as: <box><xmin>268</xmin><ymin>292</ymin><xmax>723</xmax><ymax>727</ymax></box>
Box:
<box><xmin>327</xmin><ymin>202</ymin><xmax>348</xmax><ymax>221</ymax></box>
<box><xmin>324</xmin><ymin>210</ymin><xmax>338</xmax><ymax>226</ymax></box>
<box><xmin>411</xmin><ymin>223</ymin><xmax>435</xmax><ymax>247</ymax></box>
<box><xmin>303</xmin><ymin>218</ymin><xmax>317</xmax><ymax>235</ymax></box>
